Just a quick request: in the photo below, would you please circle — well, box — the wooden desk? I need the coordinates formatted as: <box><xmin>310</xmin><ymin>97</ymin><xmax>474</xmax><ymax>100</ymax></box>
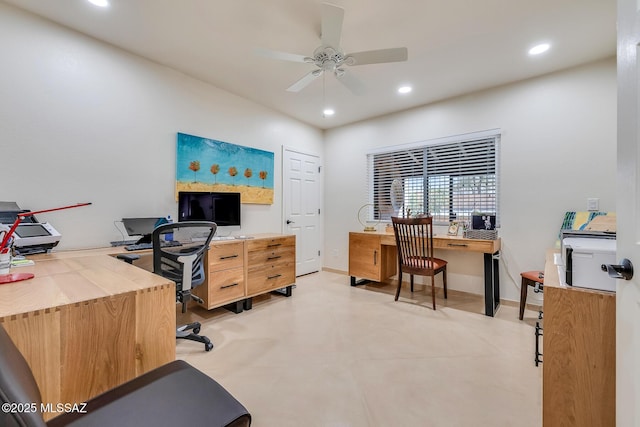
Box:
<box><xmin>193</xmin><ymin>234</ymin><xmax>296</xmax><ymax>312</ymax></box>
<box><xmin>542</xmin><ymin>250</ymin><xmax>615</xmax><ymax>426</ymax></box>
<box><xmin>349</xmin><ymin>231</ymin><xmax>501</xmax><ymax>316</ymax></box>
<box><xmin>106</xmin><ymin>234</ymin><xmax>296</xmax><ymax>314</ymax></box>
<box><xmin>0</xmin><ymin>248</ymin><xmax>175</xmax><ymax>419</ymax></box>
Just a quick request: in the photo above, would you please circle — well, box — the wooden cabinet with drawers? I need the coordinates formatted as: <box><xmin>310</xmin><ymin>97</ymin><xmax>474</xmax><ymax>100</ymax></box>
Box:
<box><xmin>193</xmin><ymin>234</ymin><xmax>296</xmax><ymax>311</ymax></box>
<box><xmin>247</xmin><ymin>235</ymin><xmax>296</xmax><ymax>296</ymax></box>
<box><xmin>348</xmin><ymin>232</ymin><xmax>397</xmax><ymax>285</ymax></box>
<box><xmin>194</xmin><ymin>241</ymin><xmax>245</xmax><ymax>309</ymax></box>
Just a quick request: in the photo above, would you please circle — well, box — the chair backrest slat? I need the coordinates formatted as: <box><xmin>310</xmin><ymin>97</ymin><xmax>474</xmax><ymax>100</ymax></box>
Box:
<box><xmin>391</xmin><ymin>216</ymin><xmax>435</xmax><ymax>271</ymax></box>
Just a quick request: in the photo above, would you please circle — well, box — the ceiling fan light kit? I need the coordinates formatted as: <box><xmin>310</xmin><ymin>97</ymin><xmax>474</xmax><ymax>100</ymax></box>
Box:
<box><xmin>257</xmin><ymin>3</ymin><xmax>408</xmax><ymax>95</ymax></box>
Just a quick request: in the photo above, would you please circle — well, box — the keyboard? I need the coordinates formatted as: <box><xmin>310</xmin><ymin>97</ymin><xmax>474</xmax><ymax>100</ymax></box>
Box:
<box><xmin>110</xmin><ymin>240</ymin><xmax>138</xmax><ymax>247</ymax></box>
<box><xmin>124</xmin><ymin>241</ymin><xmax>182</xmax><ymax>251</ymax></box>
<box><xmin>210</xmin><ymin>235</ymin><xmax>254</xmax><ymax>241</ymax></box>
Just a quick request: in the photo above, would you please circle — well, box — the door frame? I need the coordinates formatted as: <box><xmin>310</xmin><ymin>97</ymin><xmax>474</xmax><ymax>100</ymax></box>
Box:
<box><xmin>616</xmin><ymin>0</ymin><xmax>640</xmax><ymax>422</ymax></box>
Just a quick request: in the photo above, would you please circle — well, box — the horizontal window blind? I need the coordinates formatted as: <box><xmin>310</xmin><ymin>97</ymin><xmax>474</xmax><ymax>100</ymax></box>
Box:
<box><xmin>367</xmin><ymin>132</ymin><xmax>500</xmax><ymax>226</ymax></box>
<box><xmin>368</xmin><ymin>147</ymin><xmax>424</xmax><ymax>220</ymax></box>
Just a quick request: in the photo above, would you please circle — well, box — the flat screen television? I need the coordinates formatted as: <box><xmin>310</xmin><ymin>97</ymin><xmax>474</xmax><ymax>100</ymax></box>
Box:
<box><xmin>178</xmin><ymin>192</ymin><xmax>241</xmax><ymax>227</ymax></box>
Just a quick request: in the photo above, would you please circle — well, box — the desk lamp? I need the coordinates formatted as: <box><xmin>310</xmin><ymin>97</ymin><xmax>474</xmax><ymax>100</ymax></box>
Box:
<box><xmin>0</xmin><ymin>202</ymin><xmax>92</xmax><ymax>284</ymax></box>
<box><xmin>357</xmin><ymin>204</ymin><xmax>380</xmax><ymax>232</ymax></box>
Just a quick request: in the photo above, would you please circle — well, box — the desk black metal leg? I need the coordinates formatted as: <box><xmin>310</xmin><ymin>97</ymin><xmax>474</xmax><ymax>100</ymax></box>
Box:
<box><xmin>224</xmin><ymin>300</ymin><xmax>244</xmax><ymax>314</ymax></box>
<box><xmin>493</xmin><ymin>252</ymin><xmax>500</xmax><ymax>312</ymax></box>
<box><xmin>351</xmin><ymin>276</ymin><xmax>371</xmax><ymax>286</ymax></box>
<box><xmin>272</xmin><ymin>285</ymin><xmax>294</xmax><ymax>297</ymax></box>
<box><xmin>483</xmin><ymin>251</ymin><xmax>500</xmax><ymax>317</ymax></box>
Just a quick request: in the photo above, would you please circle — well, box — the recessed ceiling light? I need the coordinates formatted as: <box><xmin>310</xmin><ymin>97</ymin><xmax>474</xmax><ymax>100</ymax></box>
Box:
<box><xmin>323</xmin><ymin>108</ymin><xmax>335</xmax><ymax>117</ymax></box>
<box><xmin>88</xmin><ymin>0</ymin><xmax>109</xmax><ymax>7</ymax></box>
<box><xmin>528</xmin><ymin>43</ymin><xmax>550</xmax><ymax>56</ymax></box>
<box><xmin>398</xmin><ymin>85</ymin><xmax>412</xmax><ymax>94</ymax></box>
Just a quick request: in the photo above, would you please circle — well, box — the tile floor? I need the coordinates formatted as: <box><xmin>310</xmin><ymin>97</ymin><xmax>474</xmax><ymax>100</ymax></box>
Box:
<box><xmin>177</xmin><ymin>271</ymin><xmax>543</xmax><ymax>427</ymax></box>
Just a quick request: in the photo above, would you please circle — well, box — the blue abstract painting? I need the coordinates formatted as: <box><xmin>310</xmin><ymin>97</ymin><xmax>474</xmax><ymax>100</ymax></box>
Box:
<box><xmin>176</xmin><ymin>132</ymin><xmax>274</xmax><ymax>204</ymax></box>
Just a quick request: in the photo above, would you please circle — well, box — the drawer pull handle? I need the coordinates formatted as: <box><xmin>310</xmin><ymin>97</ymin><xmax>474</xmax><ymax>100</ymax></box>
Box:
<box><xmin>267</xmin><ymin>274</ymin><xmax>282</xmax><ymax>280</ymax></box>
<box><xmin>219</xmin><ymin>254</ymin><xmax>239</xmax><ymax>260</ymax></box>
<box><xmin>267</xmin><ymin>243</ymin><xmax>282</xmax><ymax>248</ymax></box>
<box><xmin>447</xmin><ymin>243</ymin><xmax>468</xmax><ymax>247</ymax></box>
<box><xmin>220</xmin><ymin>283</ymin><xmax>239</xmax><ymax>289</ymax></box>
<box><xmin>267</xmin><ymin>255</ymin><xmax>281</xmax><ymax>260</ymax></box>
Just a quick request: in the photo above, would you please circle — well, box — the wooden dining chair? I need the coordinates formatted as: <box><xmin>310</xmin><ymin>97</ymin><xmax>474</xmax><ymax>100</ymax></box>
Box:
<box><xmin>391</xmin><ymin>216</ymin><xmax>448</xmax><ymax>310</ymax></box>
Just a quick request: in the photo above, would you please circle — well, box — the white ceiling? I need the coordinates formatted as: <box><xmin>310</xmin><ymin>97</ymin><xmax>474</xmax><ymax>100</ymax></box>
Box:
<box><xmin>3</xmin><ymin>0</ymin><xmax>616</xmax><ymax>130</ymax></box>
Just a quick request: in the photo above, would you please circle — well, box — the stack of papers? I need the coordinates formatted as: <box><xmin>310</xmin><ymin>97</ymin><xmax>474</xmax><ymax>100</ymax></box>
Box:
<box><xmin>11</xmin><ymin>258</ymin><xmax>34</xmax><ymax>267</ymax></box>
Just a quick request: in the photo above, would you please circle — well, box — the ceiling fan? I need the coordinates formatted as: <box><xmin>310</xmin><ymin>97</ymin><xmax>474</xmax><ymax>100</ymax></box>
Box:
<box><xmin>256</xmin><ymin>2</ymin><xmax>408</xmax><ymax>95</ymax></box>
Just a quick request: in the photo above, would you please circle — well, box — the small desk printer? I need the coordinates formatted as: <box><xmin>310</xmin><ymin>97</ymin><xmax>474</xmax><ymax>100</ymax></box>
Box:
<box><xmin>558</xmin><ymin>211</ymin><xmax>617</xmax><ymax>292</ymax></box>
<box><xmin>562</xmin><ymin>233</ymin><xmax>616</xmax><ymax>292</ymax></box>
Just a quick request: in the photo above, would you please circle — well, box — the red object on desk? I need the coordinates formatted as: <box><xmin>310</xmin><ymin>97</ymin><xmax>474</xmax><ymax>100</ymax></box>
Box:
<box><xmin>0</xmin><ymin>273</ymin><xmax>34</xmax><ymax>284</ymax></box>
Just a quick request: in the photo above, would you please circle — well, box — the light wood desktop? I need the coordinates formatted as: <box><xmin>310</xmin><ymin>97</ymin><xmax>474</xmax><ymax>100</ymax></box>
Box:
<box><xmin>349</xmin><ymin>231</ymin><xmax>501</xmax><ymax>316</ymax></box>
<box><xmin>0</xmin><ymin>248</ymin><xmax>175</xmax><ymax>420</ymax></box>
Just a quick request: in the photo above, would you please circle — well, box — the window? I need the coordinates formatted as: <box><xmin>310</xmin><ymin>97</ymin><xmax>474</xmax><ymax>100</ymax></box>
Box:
<box><xmin>367</xmin><ymin>130</ymin><xmax>500</xmax><ymax>226</ymax></box>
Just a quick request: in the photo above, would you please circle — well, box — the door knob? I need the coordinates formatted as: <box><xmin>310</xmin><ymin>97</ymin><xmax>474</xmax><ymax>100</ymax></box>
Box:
<box><xmin>601</xmin><ymin>258</ymin><xmax>634</xmax><ymax>280</ymax></box>
<box><xmin>286</xmin><ymin>219</ymin><xmax>294</xmax><ymax>224</ymax></box>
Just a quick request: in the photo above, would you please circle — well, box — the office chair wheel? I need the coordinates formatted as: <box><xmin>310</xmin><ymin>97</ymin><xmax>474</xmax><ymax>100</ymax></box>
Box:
<box><xmin>205</xmin><ymin>342</ymin><xmax>214</xmax><ymax>352</ymax></box>
<box><xmin>193</xmin><ymin>326</ymin><xmax>201</xmax><ymax>334</ymax></box>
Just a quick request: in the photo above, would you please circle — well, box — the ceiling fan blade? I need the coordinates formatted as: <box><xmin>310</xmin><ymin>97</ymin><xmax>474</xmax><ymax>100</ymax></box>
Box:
<box><xmin>255</xmin><ymin>47</ymin><xmax>310</xmax><ymax>63</ymax></box>
<box><xmin>336</xmin><ymin>70</ymin><xmax>366</xmax><ymax>95</ymax></box>
<box><xmin>286</xmin><ymin>70</ymin><xmax>322</xmax><ymax>92</ymax></box>
<box><xmin>346</xmin><ymin>47</ymin><xmax>408</xmax><ymax>65</ymax></box>
<box><xmin>321</xmin><ymin>3</ymin><xmax>344</xmax><ymax>48</ymax></box>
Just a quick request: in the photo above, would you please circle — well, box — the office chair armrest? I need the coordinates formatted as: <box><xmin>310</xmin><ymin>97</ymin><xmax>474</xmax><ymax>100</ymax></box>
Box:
<box><xmin>116</xmin><ymin>254</ymin><xmax>140</xmax><ymax>264</ymax></box>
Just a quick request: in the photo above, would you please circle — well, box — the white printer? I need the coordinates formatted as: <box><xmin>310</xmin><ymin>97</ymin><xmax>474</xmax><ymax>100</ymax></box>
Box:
<box><xmin>0</xmin><ymin>202</ymin><xmax>62</xmax><ymax>254</ymax></box>
<box><xmin>562</xmin><ymin>233</ymin><xmax>616</xmax><ymax>292</ymax></box>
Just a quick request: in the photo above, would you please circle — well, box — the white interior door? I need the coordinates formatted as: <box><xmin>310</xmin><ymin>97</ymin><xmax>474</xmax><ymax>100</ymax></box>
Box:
<box><xmin>616</xmin><ymin>0</ymin><xmax>640</xmax><ymax>423</ymax></box>
<box><xmin>283</xmin><ymin>148</ymin><xmax>321</xmax><ymax>276</ymax></box>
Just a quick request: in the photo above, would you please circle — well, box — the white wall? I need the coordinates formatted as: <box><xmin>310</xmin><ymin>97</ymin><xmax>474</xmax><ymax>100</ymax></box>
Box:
<box><xmin>0</xmin><ymin>3</ymin><xmax>323</xmax><ymax>250</ymax></box>
<box><xmin>0</xmin><ymin>3</ymin><xmax>617</xmax><ymax>304</ymax></box>
<box><xmin>324</xmin><ymin>58</ymin><xmax>617</xmax><ymax>303</ymax></box>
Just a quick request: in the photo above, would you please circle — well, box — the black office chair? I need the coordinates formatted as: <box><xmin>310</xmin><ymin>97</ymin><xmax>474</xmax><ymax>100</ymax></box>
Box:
<box><xmin>0</xmin><ymin>324</ymin><xmax>252</xmax><ymax>427</ymax></box>
<box><xmin>152</xmin><ymin>221</ymin><xmax>216</xmax><ymax>352</ymax></box>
